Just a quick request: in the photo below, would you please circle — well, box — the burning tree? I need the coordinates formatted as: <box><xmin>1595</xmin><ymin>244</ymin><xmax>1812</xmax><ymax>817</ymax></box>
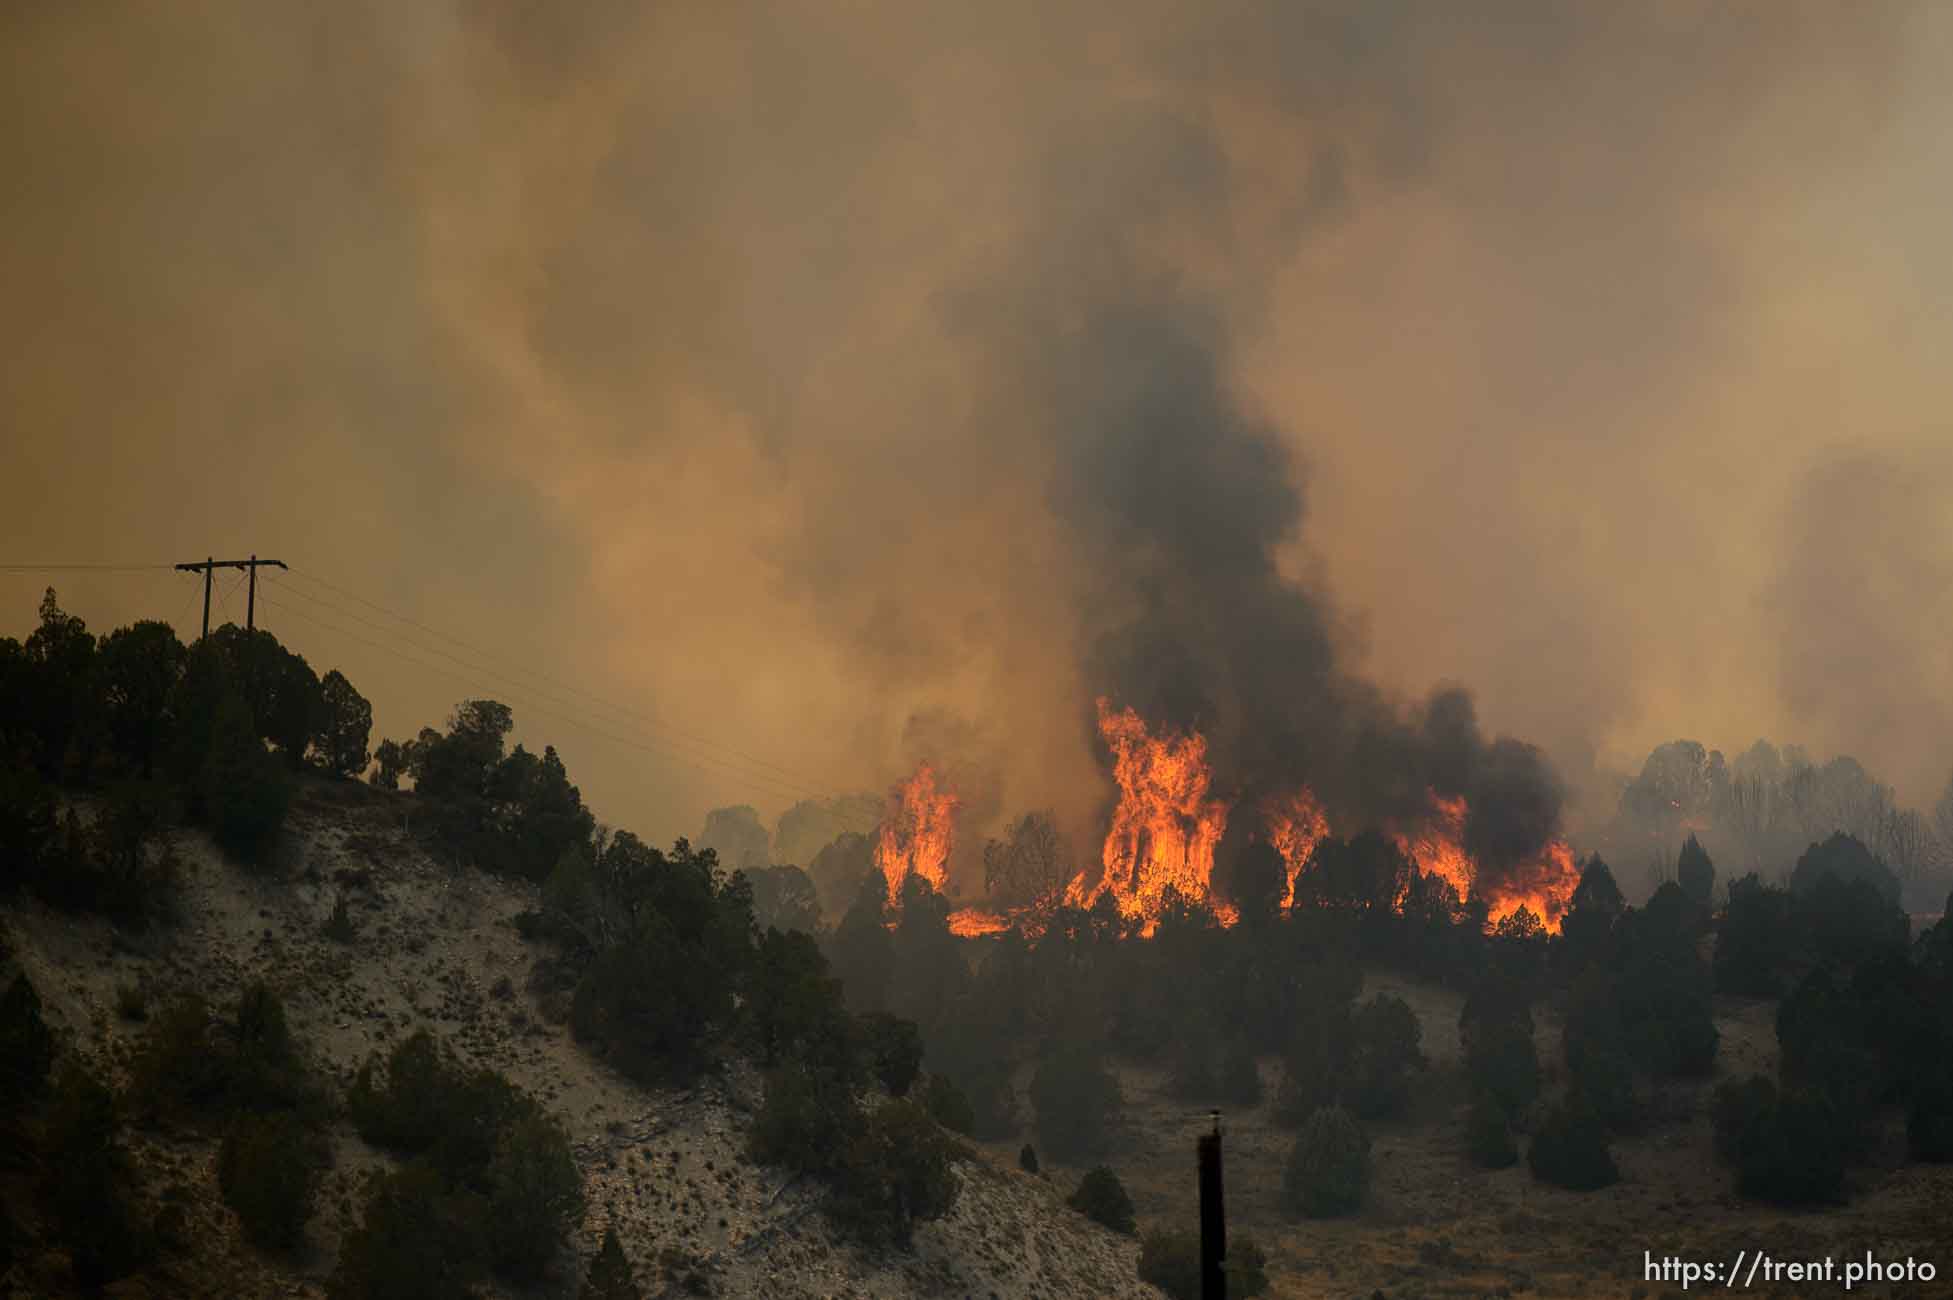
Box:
<box><xmin>875</xmin><ymin>761</ymin><xmax>958</xmax><ymax>908</ymax></box>
<box><xmin>1067</xmin><ymin>700</ymin><xmax>1231</xmax><ymax>928</ymax></box>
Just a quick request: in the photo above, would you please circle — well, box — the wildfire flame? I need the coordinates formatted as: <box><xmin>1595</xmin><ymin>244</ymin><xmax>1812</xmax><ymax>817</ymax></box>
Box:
<box><xmin>891</xmin><ymin>711</ymin><xmax>1581</xmax><ymax>942</ymax></box>
<box><xmin>1389</xmin><ymin>789</ymin><xmax>1577</xmax><ymax>932</ymax></box>
<box><xmin>1065</xmin><ymin>699</ymin><xmax>1231</xmax><ymax>928</ymax></box>
<box><xmin>946</xmin><ymin>906</ymin><xmax>1012</xmax><ymax>938</ymax></box>
<box><xmin>875</xmin><ymin>761</ymin><xmax>959</xmax><ymax>908</ymax></box>
<box><xmin>1264</xmin><ymin>787</ymin><xmax>1331</xmax><ymax>912</ymax></box>
<box><xmin>1486</xmin><ymin>838</ymin><xmax>1579</xmax><ymax>932</ymax></box>
<box><xmin>1390</xmin><ymin>792</ymin><xmax>1475</xmax><ymax>904</ymax></box>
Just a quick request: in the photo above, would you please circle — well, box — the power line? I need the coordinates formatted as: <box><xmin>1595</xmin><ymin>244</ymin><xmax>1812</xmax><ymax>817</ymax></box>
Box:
<box><xmin>7</xmin><ymin>555</ymin><xmax>859</xmax><ymax>815</ymax></box>
<box><xmin>258</xmin><ymin>589</ymin><xmax>827</xmax><ymax>806</ymax></box>
<box><xmin>277</xmin><ymin>564</ymin><xmax>838</xmax><ymax>794</ymax></box>
<box><xmin>0</xmin><ymin>563</ymin><xmax>174</xmax><ymax>572</ymax></box>
<box><xmin>174</xmin><ymin>555</ymin><xmax>286</xmax><ymax>636</ymax></box>
<box><xmin>254</xmin><ymin>587</ymin><xmax>830</xmax><ymax>807</ymax></box>
<box><xmin>261</xmin><ymin>573</ymin><xmax>832</xmax><ymax>801</ymax></box>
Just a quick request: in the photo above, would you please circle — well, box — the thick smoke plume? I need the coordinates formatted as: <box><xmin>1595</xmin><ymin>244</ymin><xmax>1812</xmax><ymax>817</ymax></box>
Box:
<box><xmin>3</xmin><ymin>1</ymin><xmax>1948</xmax><ymax>854</ymax></box>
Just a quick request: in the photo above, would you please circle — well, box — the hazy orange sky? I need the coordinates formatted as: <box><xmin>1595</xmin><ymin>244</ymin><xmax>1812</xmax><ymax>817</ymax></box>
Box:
<box><xmin>5</xmin><ymin>2</ymin><xmax>1950</xmax><ymax>851</ymax></box>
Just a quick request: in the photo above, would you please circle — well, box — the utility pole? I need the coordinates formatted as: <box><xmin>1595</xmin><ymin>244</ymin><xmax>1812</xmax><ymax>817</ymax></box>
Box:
<box><xmin>1199</xmin><ymin>1111</ymin><xmax>1227</xmax><ymax>1300</ymax></box>
<box><xmin>173</xmin><ymin>555</ymin><xmax>287</xmax><ymax>638</ymax></box>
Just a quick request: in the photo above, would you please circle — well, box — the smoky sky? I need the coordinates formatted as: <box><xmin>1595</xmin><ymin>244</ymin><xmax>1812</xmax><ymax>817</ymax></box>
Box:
<box><xmin>4</xmin><ymin>1</ymin><xmax>1951</xmax><ymax>864</ymax></box>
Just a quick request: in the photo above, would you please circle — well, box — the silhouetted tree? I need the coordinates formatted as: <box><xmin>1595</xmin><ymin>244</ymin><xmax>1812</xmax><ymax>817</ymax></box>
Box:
<box><xmin>93</xmin><ymin>620</ymin><xmax>187</xmax><ymax>779</ymax></box>
<box><xmin>828</xmin><ymin>868</ymin><xmax>894</xmax><ymax>1014</ymax></box>
<box><xmin>1272</xmin><ymin>959</ymin><xmax>1359</xmax><ymax>1124</ymax></box>
<box><xmin>829</xmin><ymin>1099</ymin><xmax>960</xmax><ymax>1249</ymax></box>
<box><xmin>749</xmin><ymin>1060</ymin><xmax>862</xmax><ymax>1177</ymax></box>
<box><xmin>199</xmin><ymin>689</ymin><xmax>293</xmax><ymax>868</ymax></box>
<box><xmin>1712</xmin><ymin>1075</ymin><xmax>1848</xmax><ymax>1205</ymax></box>
<box><xmin>0</xmin><ymin>973</ymin><xmax>55</xmax><ymax>1104</ymax></box>
<box><xmin>921</xmin><ymin>1072</ymin><xmax>976</xmax><ymax>1136</ymax></box>
<box><xmin>1461</xmin><ymin>977</ymin><xmax>1538</xmax><ymax>1121</ymax></box>
<box><xmin>1559</xmin><ymin>854</ymin><xmax>1624</xmax><ymax>973</ymax></box>
<box><xmin>748</xmin><ymin>864</ymin><xmax>823</xmax><ymax>933</ymax></box>
<box><xmin>1796</xmin><ymin>873</ymin><xmax>1909</xmax><ymax>967</ymax></box>
<box><xmin>983</xmin><ymin>811</ymin><xmax>1073</xmax><ymax>909</ymax></box>
<box><xmin>747</xmin><ymin>927</ymin><xmax>851</xmax><ymax>1069</ymax></box>
<box><xmin>1030</xmin><ymin>1043</ymin><xmax>1122</xmax><ymax>1162</ymax></box>
<box><xmin>1294</xmin><ymin>832</ymin><xmax>1410</xmax><ymax>928</ymax></box>
<box><xmin>1466</xmin><ymin>1090</ymin><xmax>1518</xmax><ymax>1168</ymax></box>
<box><xmin>1561</xmin><ymin>973</ymin><xmax>1641</xmax><ymax>1132</ymax></box>
<box><xmin>858</xmin><ymin>1011</ymin><xmax>923</xmax><ymax>1097</ymax></box>
<box><xmin>1789</xmin><ymin>832</ymin><xmax>1900</xmax><ymax>904</ymax></box>
<box><xmin>1215</xmin><ymin>833</ymin><xmax>1286</xmax><ymax>930</ymax></box>
<box><xmin>44</xmin><ymin>1061</ymin><xmax>155</xmax><ymax>1287</ymax></box>
<box><xmin>328</xmin><ymin>1163</ymin><xmax>489</xmax><ymax>1300</ymax></box>
<box><xmin>804</xmin><ymin>826</ymin><xmax>879</xmax><ymax>916</ymax></box>
<box><xmin>371</xmin><ymin>738</ymin><xmax>408</xmax><ymax>790</ymax></box>
<box><xmin>699</xmin><ymin>804</ymin><xmax>770</xmax><ymax>872</ymax></box>
<box><xmin>569</xmin><ymin>838</ymin><xmax>753</xmax><ymax>1081</ymax></box>
<box><xmin>219</xmin><ymin>1110</ymin><xmax>327</xmax><ymax>1251</ymax></box>
<box><xmin>414</xmin><ymin>699</ymin><xmax>513</xmax><ymax>802</ymax></box>
<box><xmin>1676</xmin><ymin>833</ymin><xmax>1715</xmax><ymax>907</ymax></box>
<box><xmin>1068</xmin><ymin>1166</ymin><xmax>1136</xmax><ymax>1235</ymax></box>
<box><xmin>482</xmin><ymin>743</ymin><xmax>596</xmax><ymax>880</ymax></box>
<box><xmin>1606</xmin><ymin>900</ymin><xmax>1719</xmax><ymax>1080</ymax></box>
<box><xmin>1283</xmin><ymin>1106</ymin><xmax>1369</xmax><ymax>1217</ymax></box>
<box><xmin>774</xmin><ymin>795</ymin><xmax>880</xmax><ymax>876</ymax></box>
<box><xmin>580</xmin><ymin>1222</ymin><xmax>641</xmax><ymax>1300</ymax></box>
<box><xmin>888</xmin><ymin>875</ymin><xmax>970</xmax><ymax>1040</ymax></box>
<box><xmin>22</xmin><ymin>589</ymin><xmax>96</xmax><ymax>779</ymax></box>
<box><xmin>313</xmin><ymin>668</ymin><xmax>372</xmax><ymax>778</ymax></box>
<box><xmin>210</xmin><ymin>625</ymin><xmax>321</xmax><ymax>763</ymax></box>
<box><xmin>1527</xmin><ymin>1101</ymin><xmax>1618</xmax><ymax>1190</ymax></box>
<box><xmin>487</xmin><ymin>1109</ymin><xmax>586</xmax><ymax>1282</ymax></box>
<box><xmin>1907</xmin><ymin>1073</ymin><xmax>1953</xmax><ymax>1163</ymax></box>
<box><xmin>1715</xmin><ymin>872</ymin><xmax>1793</xmax><ymax>996</ymax></box>
<box><xmin>0</xmin><ymin>760</ymin><xmax>56</xmax><ymax>895</ymax></box>
<box><xmin>1345</xmin><ymin>993</ymin><xmax>1425</xmax><ymax>1121</ymax></box>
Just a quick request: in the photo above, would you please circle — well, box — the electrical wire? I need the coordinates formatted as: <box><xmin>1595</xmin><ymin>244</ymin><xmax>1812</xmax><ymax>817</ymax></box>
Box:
<box><xmin>253</xmin><ymin>586</ymin><xmax>830</xmax><ymax>807</ymax></box>
<box><xmin>276</xmin><ymin>564</ymin><xmax>838</xmax><ymax>795</ymax></box>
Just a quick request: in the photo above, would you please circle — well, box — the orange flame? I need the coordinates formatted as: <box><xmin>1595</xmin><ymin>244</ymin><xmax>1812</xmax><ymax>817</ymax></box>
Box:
<box><xmin>1389</xmin><ymin>790</ymin><xmax>1578</xmax><ymax>932</ymax></box>
<box><xmin>876</xmin><ymin>761</ymin><xmax>959</xmax><ymax>908</ymax></box>
<box><xmin>1066</xmin><ymin>699</ymin><xmax>1230</xmax><ymax>928</ymax></box>
<box><xmin>1264</xmin><ymin>787</ymin><xmax>1330</xmax><ymax>912</ymax></box>
<box><xmin>1391</xmin><ymin>793</ymin><xmax>1475</xmax><ymax>904</ymax></box>
<box><xmin>946</xmin><ymin>906</ymin><xmax>1012</xmax><ymax>938</ymax></box>
<box><xmin>1485</xmin><ymin>838</ymin><xmax>1579</xmax><ymax>932</ymax></box>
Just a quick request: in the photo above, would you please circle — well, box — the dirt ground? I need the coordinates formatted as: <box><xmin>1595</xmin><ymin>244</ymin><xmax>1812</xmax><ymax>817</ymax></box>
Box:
<box><xmin>982</xmin><ymin>970</ymin><xmax>1953</xmax><ymax>1300</ymax></box>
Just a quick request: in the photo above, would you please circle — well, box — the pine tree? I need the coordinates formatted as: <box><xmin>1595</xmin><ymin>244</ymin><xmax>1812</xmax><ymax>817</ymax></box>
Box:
<box><xmin>1677</xmin><ymin>834</ymin><xmax>1716</xmax><ymax>908</ymax></box>
<box><xmin>580</xmin><ymin>1223</ymin><xmax>641</xmax><ymax>1300</ymax></box>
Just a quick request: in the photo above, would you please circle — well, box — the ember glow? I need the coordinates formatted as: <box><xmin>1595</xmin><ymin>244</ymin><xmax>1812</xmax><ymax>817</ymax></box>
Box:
<box><xmin>946</xmin><ymin>907</ymin><xmax>1013</xmax><ymax>938</ymax></box>
<box><xmin>875</xmin><ymin>761</ymin><xmax>959</xmax><ymax>907</ymax></box>
<box><xmin>1065</xmin><ymin>699</ymin><xmax>1231</xmax><ymax>927</ymax></box>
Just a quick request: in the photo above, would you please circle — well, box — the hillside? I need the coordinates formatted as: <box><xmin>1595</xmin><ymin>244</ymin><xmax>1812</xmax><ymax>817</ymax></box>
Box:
<box><xmin>0</xmin><ymin>780</ymin><xmax>1157</xmax><ymax>1300</ymax></box>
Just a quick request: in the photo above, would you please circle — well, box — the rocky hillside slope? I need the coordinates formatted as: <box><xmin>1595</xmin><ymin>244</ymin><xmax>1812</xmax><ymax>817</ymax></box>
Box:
<box><xmin>2</xmin><ymin>781</ymin><xmax>1159</xmax><ymax>1300</ymax></box>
